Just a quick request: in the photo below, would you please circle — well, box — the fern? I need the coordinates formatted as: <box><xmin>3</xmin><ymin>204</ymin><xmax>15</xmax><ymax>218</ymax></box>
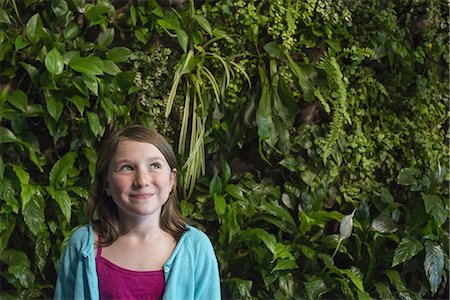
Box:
<box><xmin>317</xmin><ymin>52</ymin><xmax>350</xmax><ymax>162</ymax></box>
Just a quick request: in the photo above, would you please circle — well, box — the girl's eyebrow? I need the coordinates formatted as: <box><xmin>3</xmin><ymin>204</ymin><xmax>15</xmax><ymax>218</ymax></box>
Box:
<box><xmin>114</xmin><ymin>156</ymin><xmax>165</xmax><ymax>164</ymax></box>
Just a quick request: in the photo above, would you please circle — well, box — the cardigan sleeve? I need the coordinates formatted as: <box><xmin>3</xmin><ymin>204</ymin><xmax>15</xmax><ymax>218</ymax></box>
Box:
<box><xmin>192</xmin><ymin>229</ymin><xmax>221</xmax><ymax>300</ymax></box>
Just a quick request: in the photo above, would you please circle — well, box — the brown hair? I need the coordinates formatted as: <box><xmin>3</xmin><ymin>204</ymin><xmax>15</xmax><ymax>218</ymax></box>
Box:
<box><xmin>86</xmin><ymin>125</ymin><xmax>187</xmax><ymax>246</ymax></box>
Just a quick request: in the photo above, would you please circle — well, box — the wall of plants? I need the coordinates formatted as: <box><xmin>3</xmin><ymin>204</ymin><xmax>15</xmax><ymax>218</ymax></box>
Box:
<box><xmin>0</xmin><ymin>0</ymin><xmax>448</xmax><ymax>298</ymax></box>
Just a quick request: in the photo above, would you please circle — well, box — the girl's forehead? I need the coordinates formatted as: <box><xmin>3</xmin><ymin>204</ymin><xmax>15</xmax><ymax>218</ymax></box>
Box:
<box><xmin>113</xmin><ymin>139</ymin><xmax>166</xmax><ymax>160</ymax></box>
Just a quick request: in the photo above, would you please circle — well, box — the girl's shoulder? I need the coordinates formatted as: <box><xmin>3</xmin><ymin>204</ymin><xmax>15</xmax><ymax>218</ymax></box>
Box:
<box><xmin>66</xmin><ymin>224</ymin><xmax>95</xmax><ymax>251</ymax></box>
<box><xmin>183</xmin><ymin>225</ymin><xmax>214</xmax><ymax>248</ymax></box>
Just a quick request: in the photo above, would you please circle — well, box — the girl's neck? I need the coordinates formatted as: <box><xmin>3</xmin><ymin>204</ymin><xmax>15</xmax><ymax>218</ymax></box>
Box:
<box><xmin>118</xmin><ymin>213</ymin><xmax>162</xmax><ymax>240</ymax></box>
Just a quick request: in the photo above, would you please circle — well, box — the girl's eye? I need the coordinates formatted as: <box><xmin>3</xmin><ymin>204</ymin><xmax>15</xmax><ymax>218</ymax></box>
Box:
<box><xmin>120</xmin><ymin>165</ymin><xmax>133</xmax><ymax>171</ymax></box>
<box><xmin>150</xmin><ymin>163</ymin><xmax>161</xmax><ymax>169</ymax></box>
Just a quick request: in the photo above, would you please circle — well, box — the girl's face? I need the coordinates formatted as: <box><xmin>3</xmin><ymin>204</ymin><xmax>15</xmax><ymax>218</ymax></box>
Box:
<box><xmin>106</xmin><ymin>139</ymin><xmax>176</xmax><ymax>221</ymax></box>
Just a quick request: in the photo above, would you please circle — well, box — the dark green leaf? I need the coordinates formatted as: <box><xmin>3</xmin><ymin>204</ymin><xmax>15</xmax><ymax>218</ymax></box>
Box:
<box><xmin>272</xmin><ymin>258</ymin><xmax>298</xmax><ymax>273</ymax></box>
<box><xmin>157</xmin><ymin>12</ymin><xmax>180</xmax><ymax>30</ymax></box>
<box><xmin>194</xmin><ymin>15</ymin><xmax>212</xmax><ymax>36</ymax></box>
<box><xmin>51</xmin><ymin>0</ymin><xmax>69</xmax><ymax>17</ymax></box>
<box><xmin>64</xmin><ymin>22</ymin><xmax>79</xmax><ymax>40</ymax></box>
<box><xmin>49</xmin><ymin>151</ymin><xmax>77</xmax><ymax>187</ymax></box>
<box><xmin>226</xmin><ymin>184</ymin><xmax>244</xmax><ymax>200</ymax></box>
<box><xmin>87</xmin><ymin>111</ymin><xmax>102</xmax><ymax>137</ymax></box>
<box><xmin>107</xmin><ymin>47</ymin><xmax>132</xmax><ymax>62</ymax></box>
<box><xmin>397</xmin><ymin>168</ymin><xmax>417</xmax><ymax>186</ymax></box>
<box><xmin>0</xmin><ymin>178</ymin><xmax>19</xmax><ymax>213</ymax></box>
<box><xmin>25</xmin><ymin>13</ymin><xmax>42</xmax><ymax>44</ymax></box>
<box><xmin>176</xmin><ymin>28</ymin><xmax>188</xmax><ymax>53</ymax></box>
<box><xmin>12</xmin><ymin>164</ymin><xmax>30</xmax><ymax>184</ymax></box>
<box><xmin>98</xmin><ymin>28</ymin><xmax>115</xmax><ymax>48</ymax></box>
<box><xmin>14</xmin><ymin>35</ymin><xmax>29</xmax><ymax>51</ymax></box>
<box><xmin>7</xmin><ymin>89</ymin><xmax>28</xmax><ymax>112</ymax></box>
<box><xmin>45</xmin><ymin>48</ymin><xmax>64</xmax><ymax>75</ymax></box>
<box><xmin>69</xmin><ymin>95</ymin><xmax>89</xmax><ymax>116</ymax></box>
<box><xmin>0</xmin><ymin>249</ymin><xmax>35</xmax><ymax>288</ymax></box>
<box><xmin>209</xmin><ymin>174</ymin><xmax>222</xmax><ymax>196</ymax></box>
<box><xmin>45</xmin><ymin>91</ymin><xmax>64</xmax><ymax>121</ymax></box>
<box><xmin>422</xmin><ymin>194</ymin><xmax>446</xmax><ymax>226</ymax></box>
<box><xmin>305</xmin><ymin>276</ymin><xmax>328</xmax><ymax>300</ymax></box>
<box><xmin>114</xmin><ymin>71</ymin><xmax>136</xmax><ymax>92</ymax></box>
<box><xmin>21</xmin><ymin>184</ymin><xmax>45</xmax><ymax>236</ymax></box>
<box><xmin>0</xmin><ymin>9</ymin><xmax>11</xmax><ymax>24</ymax></box>
<box><xmin>102</xmin><ymin>60</ymin><xmax>121</xmax><ymax>75</ymax></box>
<box><xmin>371</xmin><ymin>213</ymin><xmax>398</xmax><ymax>233</ymax></box>
<box><xmin>213</xmin><ymin>193</ymin><xmax>226</xmax><ymax>215</ymax></box>
<box><xmin>286</xmin><ymin>55</ymin><xmax>314</xmax><ymax>101</ymax></box>
<box><xmin>381</xmin><ymin>187</ymin><xmax>394</xmax><ymax>203</ymax></box>
<box><xmin>220</xmin><ymin>155</ymin><xmax>231</xmax><ymax>184</ymax></box>
<box><xmin>392</xmin><ymin>237</ymin><xmax>423</xmax><ymax>267</ymax></box>
<box><xmin>0</xmin><ymin>127</ymin><xmax>18</xmax><ymax>143</ymax></box>
<box><xmin>424</xmin><ymin>240</ymin><xmax>444</xmax><ymax>295</ymax></box>
<box><xmin>69</xmin><ymin>56</ymin><xmax>104</xmax><ymax>75</ymax></box>
<box><xmin>35</xmin><ymin>232</ymin><xmax>51</xmax><ymax>273</ymax></box>
<box><xmin>0</xmin><ymin>214</ymin><xmax>16</xmax><ymax>253</ymax></box>
<box><xmin>20</xmin><ymin>62</ymin><xmax>39</xmax><ymax>84</ymax></box>
<box><xmin>47</xmin><ymin>187</ymin><xmax>71</xmax><ymax>222</ymax></box>
<box><xmin>264</xmin><ymin>42</ymin><xmax>282</xmax><ymax>58</ymax></box>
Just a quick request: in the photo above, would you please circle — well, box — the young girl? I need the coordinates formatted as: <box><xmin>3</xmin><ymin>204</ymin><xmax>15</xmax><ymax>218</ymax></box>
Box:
<box><xmin>54</xmin><ymin>125</ymin><xmax>221</xmax><ymax>299</ymax></box>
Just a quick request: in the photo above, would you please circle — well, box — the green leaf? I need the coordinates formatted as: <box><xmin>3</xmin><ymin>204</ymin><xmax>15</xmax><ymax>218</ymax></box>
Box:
<box><xmin>286</xmin><ymin>54</ymin><xmax>314</xmax><ymax>101</ymax></box>
<box><xmin>194</xmin><ymin>15</ymin><xmax>212</xmax><ymax>36</ymax></box>
<box><xmin>20</xmin><ymin>62</ymin><xmax>39</xmax><ymax>84</ymax></box>
<box><xmin>49</xmin><ymin>151</ymin><xmax>77</xmax><ymax>187</ymax></box>
<box><xmin>0</xmin><ymin>9</ymin><xmax>11</xmax><ymax>24</ymax></box>
<box><xmin>338</xmin><ymin>268</ymin><xmax>365</xmax><ymax>292</ymax></box>
<box><xmin>213</xmin><ymin>193</ymin><xmax>226</xmax><ymax>215</ymax></box>
<box><xmin>157</xmin><ymin>12</ymin><xmax>180</xmax><ymax>30</ymax></box>
<box><xmin>102</xmin><ymin>60</ymin><xmax>121</xmax><ymax>75</ymax></box>
<box><xmin>21</xmin><ymin>184</ymin><xmax>45</xmax><ymax>236</ymax></box>
<box><xmin>87</xmin><ymin>111</ymin><xmax>102</xmax><ymax>137</ymax></box>
<box><xmin>35</xmin><ymin>232</ymin><xmax>51</xmax><ymax>273</ymax></box>
<box><xmin>51</xmin><ymin>0</ymin><xmax>69</xmax><ymax>17</ymax></box>
<box><xmin>226</xmin><ymin>184</ymin><xmax>244</xmax><ymax>200</ymax></box>
<box><xmin>12</xmin><ymin>164</ymin><xmax>30</xmax><ymax>184</ymax></box>
<box><xmin>305</xmin><ymin>276</ymin><xmax>328</xmax><ymax>300</ymax></box>
<box><xmin>0</xmin><ymin>178</ymin><xmax>19</xmax><ymax>213</ymax></box>
<box><xmin>424</xmin><ymin>240</ymin><xmax>444</xmax><ymax>295</ymax></box>
<box><xmin>14</xmin><ymin>35</ymin><xmax>29</xmax><ymax>51</ymax></box>
<box><xmin>397</xmin><ymin>168</ymin><xmax>417</xmax><ymax>186</ymax></box>
<box><xmin>114</xmin><ymin>71</ymin><xmax>136</xmax><ymax>92</ymax></box>
<box><xmin>176</xmin><ymin>28</ymin><xmax>188</xmax><ymax>53</ymax></box>
<box><xmin>272</xmin><ymin>258</ymin><xmax>298</xmax><ymax>273</ymax></box>
<box><xmin>0</xmin><ymin>127</ymin><xmax>18</xmax><ymax>143</ymax></box>
<box><xmin>47</xmin><ymin>186</ymin><xmax>71</xmax><ymax>222</ymax></box>
<box><xmin>0</xmin><ymin>214</ymin><xmax>16</xmax><ymax>253</ymax></box>
<box><xmin>45</xmin><ymin>91</ymin><xmax>64</xmax><ymax>121</ymax></box>
<box><xmin>392</xmin><ymin>237</ymin><xmax>424</xmax><ymax>267</ymax></box>
<box><xmin>220</xmin><ymin>155</ymin><xmax>231</xmax><ymax>184</ymax></box>
<box><xmin>0</xmin><ymin>249</ymin><xmax>35</xmax><ymax>288</ymax></box>
<box><xmin>64</xmin><ymin>22</ymin><xmax>80</xmax><ymax>40</ymax></box>
<box><xmin>370</xmin><ymin>213</ymin><xmax>398</xmax><ymax>233</ymax></box>
<box><xmin>82</xmin><ymin>74</ymin><xmax>99</xmax><ymax>96</ymax></box>
<box><xmin>107</xmin><ymin>47</ymin><xmax>131</xmax><ymax>62</ymax></box>
<box><xmin>69</xmin><ymin>95</ymin><xmax>89</xmax><ymax>116</ymax></box>
<box><xmin>69</xmin><ymin>56</ymin><xmax>104</xmax><ymax>75</ymax></box>
<box><xmin>422</xmin><ymin>194</ymin><xmax>446</xmax><ymax>226</ymax></box>
<box><xmin>7</xmin><ymin>89</ymin><xmax>28</xmax><ymax>112</ymax></box>
<box><xmin>0</xmin><ymin>155</ymin><xmax>3</xmax><ymax>178</ymax></box>
<box><xmin>45</xmin><ymin>48</ymin><xmax>64</xmax><ymax>75</ymax></box>
<box><xmin>264</xmin><ymin>42</ymin><xmax>282</xmax><ymax>58</ymax></box>
<box><xmin>300</xmin><ymin>169</ymin><xmax>316</xmax><ymax>186</ymax></box>
<box><xmin>98</xmin><ymin>28</ymin><xmax>115</xmax><ymax>48</ymax></box>
<box><xmin>209</xmin><ymin>174</ymin><xmax>222</xmax><ymax>196</ymax></box>
<box><xmin>25</xmin><ymin>13</ymin><xmax>43</xmax><ymax>44</ymax></box>
<box><xmin>381</xmin><ymin>187</ymin><xmax>394</xmax><ymax>203</ymax></box>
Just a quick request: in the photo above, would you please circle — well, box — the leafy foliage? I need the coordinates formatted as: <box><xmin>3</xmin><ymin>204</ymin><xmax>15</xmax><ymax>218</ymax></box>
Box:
<box><xmin>0</xmin><ymin>0</ymin><xmax>448</xmax><ymax>299</ymax></box>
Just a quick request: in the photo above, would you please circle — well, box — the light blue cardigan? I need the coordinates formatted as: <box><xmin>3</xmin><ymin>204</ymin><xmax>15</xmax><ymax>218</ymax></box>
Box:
<box><xmin>54</xmin><ymin>224</ymin><xmax>221</xmax><ymax>299</ymax></box>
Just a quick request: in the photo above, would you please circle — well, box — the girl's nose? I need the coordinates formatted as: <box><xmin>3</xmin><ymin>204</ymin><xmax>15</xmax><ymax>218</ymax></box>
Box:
<box><xmin>134</xmin><ymin>169</ymin><xmax>151</xmax><ymax>187</ymax></box>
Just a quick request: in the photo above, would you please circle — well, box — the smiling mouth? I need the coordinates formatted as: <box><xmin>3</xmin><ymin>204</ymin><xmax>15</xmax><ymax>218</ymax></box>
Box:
<box><xmin>131</xmin><ymin>193</ymin><xmax>154</xmax><ymax>200</ymax></box>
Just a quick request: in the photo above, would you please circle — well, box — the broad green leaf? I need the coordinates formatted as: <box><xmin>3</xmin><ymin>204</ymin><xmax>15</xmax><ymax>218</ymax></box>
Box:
<box><xmin>20</xmin><ymin>62</ymin><xmax>39</xmax><ymax>84</ymax></box>
<box><xmin>25</xmin><ymin>13</ymin><xmax>42</xmax><ymax>44</ymax></box>
<box><xmin>47</xmin><ymin>186</ymin><xmax>71</xmax><ymax>222</ymax></box>
<box><xmin>0</xmin><ymin>249</ymin><xmax>34</xmax><ymax>288</ymax></box>
<box><xmin>45</xmin><ymin>48</ymin><xmax>64</xmax><ymax>75</ymax></box>
<box><xmin>12</xmin><ymin>164</ymin><xmax>30</xmax><ymax>184</ymax></box>
<box><xmin>49</xmin><ymin>151</ymin><xmax>77</xmax><ymax>187</ymax></box>
<box><xmin>220</xmin><ymin>155</ymin><xmax>231</xmax><ymax>184</ymax></box>
<box><xmin>392</xmin><ymin>237</ymin><xmax>423</xmax><ymax>267</ymax></box>
<box><xmin>69</xmin><ymin>95</ymin><xmax>89</xmax><ymax>116</ymax></box>
<box><xmin>271</xmin><ymin>258</ymin><xmax>298</xmax><ymax>273</ymax></box>
<box><xmin>300</xmin><ymin>170</ymin><xmax>316</xmax><ymax>186</ymax></box>
<box><xmin>64</xmin><ymin>22</ymin><xmax>80</xmax><ymax>40</ymax></box>
<box><xmin>87</xmin><ymin>111</ymin><xmax>101</xmax><ymax>137</ymax></box>
<box><xmin>102</xmin><ymin>60</ymin><xmax>121</xmax><ymax>75</ymax></box>
<box><xmin>0</xmin><ymin>9</ymin><xmax>11</xmax><ymax>24</ymax></box>
<box><xmin>374</xmin><ymin>283</ymin><xmax>393</xmax><ymax>300</ymax></box>
<box><xmin>21</xmin><ymin>184</ymin><xmax>45</xmax><ymax>236</ymax></box>
<box><xmin>45</xmin><ymin>91</ymin><xmax>64</xmax><ymax>121</ymax></box>
<box><xmin>157</xmin><ymin>12</ymin><xmax>180</xmax><ymax>30</ymax></box>
<box><xmin>286</xmin><ymin>54</ymin><xmax>314</xmax><ymax>101</ymax></box>
<box><xmin>7</xmin><ymin>89</ymin><xmax>28</xmax><ymax>112</ymax></box>
<box><xmin>0</xmin><ymin>127</ymin><xmax>17</xmax><ymax>143</ymax></box>
<box><xmin>69</xmin><ymin>56</ymin><xmax>104</xmax><ymax>75</ymax></box>
<box><xmin>305</xmin><ymin>276</ymin><xmax>328</xmax><ymax>300</ymax></box>
<box><xmin>226</xmin><ymin>184</ymin><xmax>244</xmax><ymax>200</ymax></box>
<box><xmin>176</xmin><ymin>28</ymin><xmax>188</xmax><ymax>53</ymax></box>
<box><xmin>194</xmin><ymin>15</ymin><xmax>212</xmax><ymax>35</ymax></box>
<box><xmin>422</xmin><ymin>194</ymin><xmax>446</xmax><ymax>226</ymax></box>
<box><xmin>381</xmin><ymin>187</ymin><xmax>394</xmax><ymax>203</ymax></box>
<box><xmin>0</xmin><ymin>178</ymin><xmax>19</xmax><ymax>213</ymax></box>
<box><xmin>384</xmin><ymin>270</ymin><xmax>407</xmax><ymax>293</ymax></box>
<box><xmin>424</xmin><ymin>240</ymin><xmax>444</xmax><ymax>295</ymax></box>
<box><xmin>35</xmin><ymin>232</ymin><xmax>51</xmax><ymax>273</ymax></box>
<box><xmin>98</xmin><ymin>28</ymin><xmax>115</xmax><ymax>48</ymax></box>
<box><xmin>371</xmin><ymin>213</ymin><xmax>398</xmax><ymax>233</ymax></box>
<box><xmin>397</xmin><ymin>168</ymin><xmax>417</xmax><ymax>186</ymax></box>
<box><xmin>209</xmin><ymin>174</ymin><xmax>222</xmax><ymax>196</ymax></box>
<box><xmin>51</xmin><ymin>0</ymin><xmax>68</xmax><ymax>17</ymax></box>
<box><xmin>107</xmin><ymin>47</ymin><xmax>131</xmax><ymax>62</ymax></box>
<box><xmin>84</xmin><ymin>2</ymin><xmax>114</xmax><ymax>26</ymax></box>
<box><xmin>82</xmin><ymin>74</ymin><xmax>99</xmax><ymax>96</ymax></box>
<box><xmin>0</xmin><ymin>214</ymin><xmax>16</xmax><ymax>253</ymax></box>
<box><xmin>264</xmin><ymin>42</ymin><xmax>282</xmax><ymax>58</ymax></box>
<box><xmin>14</xmin><ymin>35</ymin><xmax>29</xmax><ymax>51</ymax></box>
<box><xmin>114</xmin><ymin>71</ymin><xmax>136</xmax><ymax>92</ymax></box>
<box><xmin>338</xmin><ymin>268</ymin><xmax>365</xmax><ymax>292</ymax></box>
<box><xmin>213</xmin><ymin>193</ymin><xmax>226</xmax><ymax>215</ymax></box>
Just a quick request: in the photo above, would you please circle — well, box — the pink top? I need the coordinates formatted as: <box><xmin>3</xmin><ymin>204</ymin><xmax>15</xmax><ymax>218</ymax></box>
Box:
<box><xmin>95</xmin><ymin>245</ymin><xmax>165</xmax><ymax>299</ymax></box>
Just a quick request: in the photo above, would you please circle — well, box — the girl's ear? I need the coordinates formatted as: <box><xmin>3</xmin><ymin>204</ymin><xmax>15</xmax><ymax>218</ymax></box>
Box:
<box><xmin>170</xmin><ymin>168</ymin><xmax>177</xmax><ymax>186</ymax></box>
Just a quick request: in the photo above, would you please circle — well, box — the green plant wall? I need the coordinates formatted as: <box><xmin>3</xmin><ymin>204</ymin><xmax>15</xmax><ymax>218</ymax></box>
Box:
<box><xmin>0</xmin><ymin>0</ymin><xmax>448</xmax><ymax>299</ymax></box>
